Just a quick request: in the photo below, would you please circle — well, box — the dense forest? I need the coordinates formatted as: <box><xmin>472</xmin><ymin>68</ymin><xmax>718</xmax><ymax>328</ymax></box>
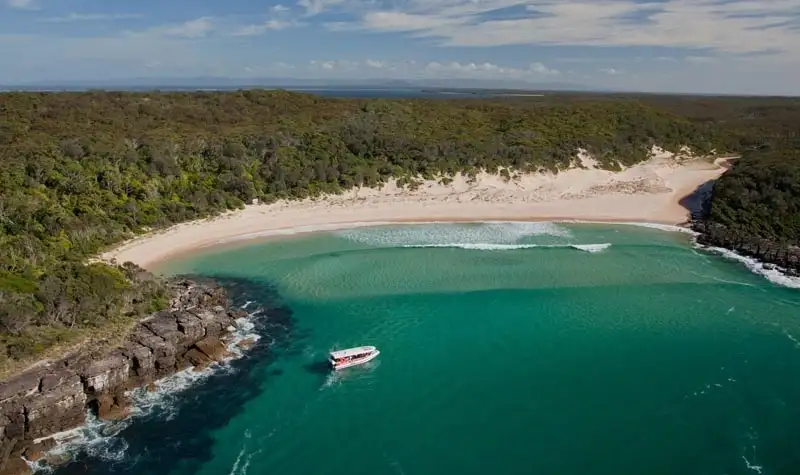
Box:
<box><xmin>1</xmin><ymin>90</ymin><xmax>799</xmax><ymax>375</ymax></box>
<box><xmin>705</xmin><ymin>146</ymin><xmax>800</xmax><ymax>242</ymax></box>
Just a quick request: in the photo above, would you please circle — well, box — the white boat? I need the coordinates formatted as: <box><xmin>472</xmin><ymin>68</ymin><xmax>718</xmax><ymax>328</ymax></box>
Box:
<box><xmin>329</xmin><ymin>346</ymin><xmax>380</xmax><ymax>370</ymax></box>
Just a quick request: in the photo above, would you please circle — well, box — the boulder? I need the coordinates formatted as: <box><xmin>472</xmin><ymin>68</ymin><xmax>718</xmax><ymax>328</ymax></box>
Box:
<box><xmin>81</xmin><ymin>355</ymin><xmax>130</xmax><ymax>395</ymax></box>
<box><xmin>130</xmin><ymin>345</ymin><xmax>155</xmax><ymax>379</ymax></box>
<box><xmin>237</xmin><ymin>338</ymin><xmax>256</xmax><ymax>350</ymax></box>
<box><xmin>193</xmin><ymin>338</ymin><xmax>229</xmax><ymax>362</ymax></box>
<box><xmin>23</xmin><ymin>439</ymin><xmax>55</xmax><ymax>462</ymax></box>
<box><xmin>0</xmin><ymin>372</ymin><xmax>42</xmax><ymax>404</ymax></box>
<box><xmin>175</xmin><ymin>312</ymin><xmax>205</xmax><ymax>347</ymax></box>
<box><xmin>1</xmin><ymin>407</ymin><xmax>24</xmax><ymax>441</ymax></box>
<box><xmin>184</xmin><ymin>349</ymin><xmax>213</xmax><ymax>369</ymax></box>
<box><xmin>23</xmin><ymin>376</ymin><xmax>86</xmax><ymax>439</ymax></box>
<box><xmin>143</xmin><ymin>314</ymin><xmax>181</xmax><ymax>347</ymax></box>
<box><xmin>39</xmin><ymin>369</ymin><xmax>74</xmax><ymax>392</ymax></box>
<box><xmin>0</xmin><ymin>457</ymin><xmax>31</xmax><ymax>475</ymax></box>
<box><xmin>95</xmin><ymin>391</ymin><xmax>130</xmax><ymax>421</ymax></box>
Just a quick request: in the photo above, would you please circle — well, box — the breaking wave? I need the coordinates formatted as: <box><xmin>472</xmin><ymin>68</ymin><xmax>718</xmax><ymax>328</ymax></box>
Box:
<box><xmin>336</xmin><ymin>222</ymin><xmax>572</xmax><ymax>246</ymax></box>
<box><xmin>400</xmin><ymin>242</ymin><xmax>612</xmax><ymax>253</ymax></box>
<box><xmin>697</xmin><ymin>244</ymin><xmax>800</xmax><ymax>289</ymax></box>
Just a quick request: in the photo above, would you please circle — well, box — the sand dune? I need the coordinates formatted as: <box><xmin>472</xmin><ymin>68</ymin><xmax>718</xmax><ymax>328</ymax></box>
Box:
<box><xmin>102</xmin><ymin>150</ymin><xmax>731</xmax><ymax>269</ymax></box>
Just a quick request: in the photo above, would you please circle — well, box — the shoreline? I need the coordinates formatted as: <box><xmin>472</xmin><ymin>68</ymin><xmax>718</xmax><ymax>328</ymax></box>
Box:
<box><xmin>148</xmin><ymin>217</ymin><xmax>695</xmax><ymax>273</ymax></box>
<box><xmin>102</xmin><ymin>154</ymin><xmax>729</xmax><ymax>270</ymax></box>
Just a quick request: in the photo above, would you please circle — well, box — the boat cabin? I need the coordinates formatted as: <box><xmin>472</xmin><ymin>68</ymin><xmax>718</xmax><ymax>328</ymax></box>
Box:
<box><xmin>328</xmin><ymin>346</ymin><xmax>379</xmax><ymax>369</ymax></box>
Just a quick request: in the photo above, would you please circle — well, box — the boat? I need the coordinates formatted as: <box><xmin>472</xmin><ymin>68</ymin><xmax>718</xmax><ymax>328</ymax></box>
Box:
<box><xmin>329</xmin><ymin>346</ymin><xmax>380</xmax><ymax>370</ymax></box>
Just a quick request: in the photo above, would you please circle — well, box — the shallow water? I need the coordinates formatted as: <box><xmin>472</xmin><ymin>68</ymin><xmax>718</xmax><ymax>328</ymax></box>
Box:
<box><xmin>52</xmin><ymin>223</ymin><xmax>800</xmax><ymax>475</ymax></box>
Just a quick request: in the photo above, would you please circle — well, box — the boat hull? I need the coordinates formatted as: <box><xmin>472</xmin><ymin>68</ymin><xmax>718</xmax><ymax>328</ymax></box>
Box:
<box><xmin>331</xmin><ymin>350</ymin><xmax>380</xmax><ymax>370</ymax></box>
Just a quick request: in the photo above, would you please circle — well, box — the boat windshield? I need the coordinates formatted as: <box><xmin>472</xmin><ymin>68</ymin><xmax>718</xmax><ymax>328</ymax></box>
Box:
<box><xmin>332</xmin><ymin>351</ymin><xmax>370</xmax><ymax>362</ymax></box>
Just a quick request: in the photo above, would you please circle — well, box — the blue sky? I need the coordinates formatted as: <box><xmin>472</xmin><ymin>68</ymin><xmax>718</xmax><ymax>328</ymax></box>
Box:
<box><xmin>2</xmin><ymin>0</ymin><xmax>799</xmax><ymax>94</ymax></box>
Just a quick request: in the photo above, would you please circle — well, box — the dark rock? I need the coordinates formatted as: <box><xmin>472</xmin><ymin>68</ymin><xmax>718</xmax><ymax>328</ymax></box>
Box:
<box><xmin>143</xmin><ymin>314</ymin><xmax>181</xmax><ymax>346</ymax></box>
<box><xmin>23</xmin><ymin>376</ymin><xmax>86</xmax><ymax>439</ymax></box>
<box><xmin>81</xmin><ymin>355</ymin><xmax>130</xmax><ymax>395</ymax></box>
<box><xmin>39</xmin><ymin>369</ymin><xmax>74</xmax><ymax>392</ymax></box>
<box><xmin>237</xmin><ymin>338</ymin><xmax>256</xmax><ymax>350</ymax></box>
<box><xmin>95</xmin><ymin>391</ymin><xmax>130</xmax><ymax>421</ymax></box>
<box><xmin>154</xmin><ymin>355</ymin><xmax>177</xmax><ymax>376</ymax></box>
<box><xmin>130</xmin><ymin>345</ymin><xmax>155</xmax><ymax>378</ymax></box>
<box><xmin>23</xmin><ymin>438</ymin><xmax>55</xmax><ymax>462</ymax></box>
<box><xmin>176</xmin><ymin>312</ymin><xmax>205</xmax><ymax>345</ymax></box>
<box><xmin>0</xmin><ymin>372</ymin><xmax>41</xmax><ymax>403</ymax></box>
<box><xmin>184</xmin><ymin>349</ymin><xmax>213</xmax><ymax>369</ymax></box>
<box><xmin>41</xmin><ymin>452</ymin><xmax>70</xmax><ymax>468</ymax></box>
<box><xmin>0</xmin><ymin>278</ymin><xmax>252</xmax><ymax>471</ymax></box>
<box><xmin>1</xmin><ymin>409</ymin><xmax>24</xmax><ymax>441</ymax></box>
<box><xmin>0</xmin><ymin>457</ymin><xmax>31</xmax><ymax>475</ymax></box>
<box><xmin>193</xmin><ymin>337</ymin><xmax>229</xmax><ymax>362</ymax></box>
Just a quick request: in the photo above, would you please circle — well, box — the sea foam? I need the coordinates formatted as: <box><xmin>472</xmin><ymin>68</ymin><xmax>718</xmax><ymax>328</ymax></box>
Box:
<box><xmin>336</xmin><ymin>222</ymin><xmax>572</xmax><ymax>247</ymax></box>
<box><xmin>697</xmin><ymin>245</ymin><xmax>800</xmax><ymax>289</ymax></box>
<box><xmin>399</xmin><ymin>242</ymin><xmax>612</xmax><ymax>253</ymax></box>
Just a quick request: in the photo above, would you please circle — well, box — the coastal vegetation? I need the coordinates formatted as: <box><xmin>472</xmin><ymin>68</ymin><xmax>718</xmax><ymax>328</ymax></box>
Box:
<box><xmin>1</xmin><ymin>90</ymin><xmax>799</xmax><ymax>373</ymax></box>
<box><xmin>704</xmin><ymin>146</ymin><xmax>800</xmax><ymax>242</ymax></box>
<box><xmin>695</xmin><ymin>142</ymin><xmax>800</xmax><ymax>272</ymax></box>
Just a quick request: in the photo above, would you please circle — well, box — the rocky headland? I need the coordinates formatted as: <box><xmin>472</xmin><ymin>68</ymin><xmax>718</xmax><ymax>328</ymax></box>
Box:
<box><xmin>0</xmin><ymin>279</ymin><xmax>250</xmax><ymax>475</ymax></box>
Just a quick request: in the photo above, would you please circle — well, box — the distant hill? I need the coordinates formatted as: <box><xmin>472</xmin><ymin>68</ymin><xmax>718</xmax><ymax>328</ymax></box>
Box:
<box><xmin>2</xmin><ymin>76</ymin><xmax>599</xmax><ymax>92</ymax></box>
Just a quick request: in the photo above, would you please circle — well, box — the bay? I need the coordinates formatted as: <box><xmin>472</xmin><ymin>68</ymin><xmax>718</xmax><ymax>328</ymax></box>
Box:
<box><xmin>53</xmin><ymin>223</ymin><xmax>800</xmax><ymax>475</ymax></box>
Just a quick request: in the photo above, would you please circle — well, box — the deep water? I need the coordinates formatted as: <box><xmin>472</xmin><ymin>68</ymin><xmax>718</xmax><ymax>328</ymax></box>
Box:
<box><xmin>51</xmin><ymin>223</ymin><xmax>800</xmax><ymax>475</ymax></box>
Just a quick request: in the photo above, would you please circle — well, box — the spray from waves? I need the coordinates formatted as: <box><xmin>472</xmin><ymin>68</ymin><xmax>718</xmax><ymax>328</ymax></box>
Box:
<box><xmin>570</xmin><ymin>243</ymin><xmax>612</xmax><ymax>253</ymax></box>
<box><xmin>399</xmin><ymin>242</ymin><xmax>612</xmax><ymax>253</ymax></box>
<box><xmin>336</xmin><ymin>222</ymin><xmax>573</xmax><ymax>247</ymax></box>
<box><xmin>696</xmin><ymin>244</ymin><xmax>800</xmax><ymax>289</ymax></box>
<box><xmin>27</xmin><ymin>304</ymin><xmax>265</xmax><ymax>474</ymax></box>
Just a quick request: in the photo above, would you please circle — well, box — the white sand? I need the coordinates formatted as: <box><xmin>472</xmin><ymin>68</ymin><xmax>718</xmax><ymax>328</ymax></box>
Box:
<box><xmin>102</xmin><ymin>150</ymin><xmax>731</xmax><ymax>269</ymax></box>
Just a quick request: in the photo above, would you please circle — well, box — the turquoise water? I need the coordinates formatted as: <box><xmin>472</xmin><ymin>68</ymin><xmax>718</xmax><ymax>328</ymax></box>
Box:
<box><xmin>55</xmin><ymin>223</ymin><xmax>800</xmax><ymax>475</ymax></box>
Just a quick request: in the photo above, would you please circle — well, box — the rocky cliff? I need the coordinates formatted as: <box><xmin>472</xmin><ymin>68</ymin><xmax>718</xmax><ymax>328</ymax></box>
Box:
<box><xmin>692</xmin><ymin>221</ymin><xmax>800</xmax><ymax>276</ymax></box>
<box><xmin>0</xmin><ymin>279</ymin><xmax>249</xmax><ymax>475</ymax></box>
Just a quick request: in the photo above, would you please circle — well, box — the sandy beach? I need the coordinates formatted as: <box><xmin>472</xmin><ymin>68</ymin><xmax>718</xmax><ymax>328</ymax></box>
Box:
<box><xmin>102</xmin><ymin>151</ymin><xmax>731</xmax><ymax>269</ymax></box>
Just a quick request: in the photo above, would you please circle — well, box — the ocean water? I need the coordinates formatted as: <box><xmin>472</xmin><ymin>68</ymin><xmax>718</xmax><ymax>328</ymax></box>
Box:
<box><xmin>50</xmin><ymin>222</ymin><xmax>800</xmax><ymax>475</ymax></box>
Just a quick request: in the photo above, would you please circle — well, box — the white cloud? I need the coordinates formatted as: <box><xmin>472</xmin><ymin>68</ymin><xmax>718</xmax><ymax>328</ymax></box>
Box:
<box><xmin>162</xmin><ymin>17</ymin><xmax>215</xmax><ymax>38</ymax></box>
<box><xmin>309</xmin><ymin>59</ymin><xmax>360</xmax><ymax>71</ymax></box>
<box><xmin>298</xmin><ymin>0</ymin><xmax>345</xmax><ymax>16</ymax></box>
<box><xmin>272</xmin><ymin>61</ymin><xmax>296</xmax><ymax>69</ymax></box>
<box><xmin>425</xmin><ymin>60</ymin><xmax>560</xmax><ymax>78</ymax></box>
<box><xmin>685</xmin><ymin>56</ymin><xmax>717</xmax><ymax>63</ymax></box>
<box><xmin>233</xmin><ymin>6</ymin><xmax>304</xmax><ymax>36</ymax></box>
<box><xmin>361</xmin><ymin>11</ymin><xmax>463</xmax><ymax>31</ymax></box>
<box><xmin>333</xmin><ymin>0</ymin><xmax>800</xmax><ymax>57</ymax></box>
<box><xmin>530</xmin><ymin>62</ymin><xmax>559</xmax><ymax>75</ymax></box>
<box><xmin>601</xmin><ymin>67</ymin><xmax>621</xmax><ymax>75</ymax></box>
<box><xmin>365</xmin><ymin>59</ymin><xmax>390</xmax><ymax>69</ymax></box>
<box><xmin>38</xmin><ymin>13</ymin><xmax>143</xmax><ymax>23</ymax></box>
<box><xmin>7</xmin><ymin>0</ymin><xmax>37</xmax><ymax>9</ymax></box>
<box><xmin>233</xmin><ymin>19</ymin><xmax>300</xmax><ymax>35</ymax></box>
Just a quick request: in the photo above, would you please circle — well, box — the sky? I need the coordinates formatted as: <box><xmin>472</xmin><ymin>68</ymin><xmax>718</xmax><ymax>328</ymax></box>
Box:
<box><xmin>1</xmin><ymin>0</ymin><xmax>799</xmax><ymax>94</ymax></box>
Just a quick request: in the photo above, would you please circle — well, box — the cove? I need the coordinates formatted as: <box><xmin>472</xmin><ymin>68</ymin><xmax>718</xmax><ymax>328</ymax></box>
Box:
<box><xmin>54</xmin><ymin>223</ymin><xmax>800</xmax><ymax>475</ymax></box>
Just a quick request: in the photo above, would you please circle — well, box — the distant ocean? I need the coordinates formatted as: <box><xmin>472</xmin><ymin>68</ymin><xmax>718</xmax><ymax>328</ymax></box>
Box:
<box><xmin>1</xmin><ymin>86</ymin><xmax>545</xmax><ymax>99</ymax></box>
<box><xmin>47</xmin><ymin>222</ymin><xmax>800</xmax><ymax>475</ymax></box>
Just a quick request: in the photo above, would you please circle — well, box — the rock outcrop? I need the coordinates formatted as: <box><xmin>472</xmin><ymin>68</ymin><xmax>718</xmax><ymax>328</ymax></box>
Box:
<box><xmin>0</xmin><ymin>279</ymin><xmax>249</xmax><ymax>475</ymax></box>
<box><xmin>692</xmin><ymin>221</ymin><xmax>800</xmax><ymax>276</ymax></box>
